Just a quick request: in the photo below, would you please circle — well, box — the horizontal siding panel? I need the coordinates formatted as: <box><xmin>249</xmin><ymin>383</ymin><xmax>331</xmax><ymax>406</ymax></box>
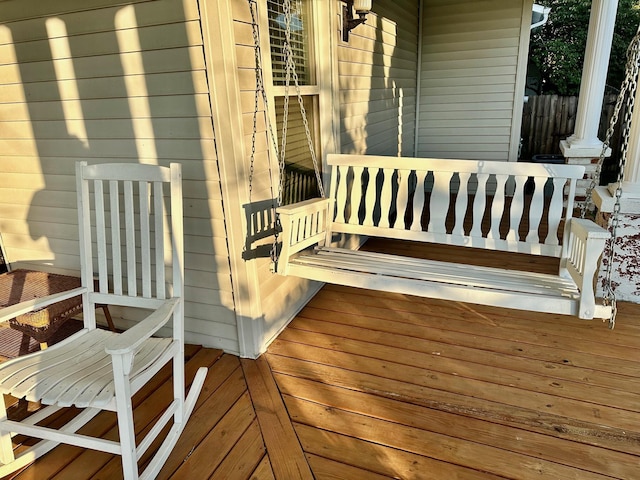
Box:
<box><xmin>420</xmin><ymin>83</ymin><xmax>516</xmax><ymax>96</ymax></box>
<box><xmin>419</xmin><ymin>127</ymin><xmax>512</xmax><ymax>137</ymax></box>
<box><xmin>422</xmin><ymin>75</ymin><xmax>517</xmax><ymax>88</ymax></box>
<box><xmin>0</xmin><ymin>71</ymin><xmax>209</xmax><ymax>103</ymax></box>
<box><xmin>0</xmin><ymin>204</ymin><xmax>77</xmax><ymax>224</ymax></box>
<box><xmin>1</xmin><ymin>117</ymin><xmax>214</xmax><ymax>140</ymax></box>
<box><xmin>417</xmin><ymin>0</ymin><xmax>524</xmax><ymax>162</ymax></box>
<box><xmin>419</xmin><ymin>56</ymin><xmax>519</xmax><ymax>72</ymax></box>
<box><xmin>420</xmin><ymin>134</ymin><xmax>511</xmax><ymax>145</ymax></box>
<box><xmin>0</xmin><ymin>47</ymin><xmax>206</xmax><ymax>84</ymax></box>
<box><xmin>4</xmin><ymin>247</ymin><xmax>81</xmax><ymax>271</ymax></box>
<box><xmin>420</xmin><ymin>65</ymin><xmax>517</xmax><ymax>79</ymax></box>
<box><xmin>339</xmin><ymin>75</ymin><xmax>416</xmax><ymax>91</ymax></box>
<box><xmin>422</xmin><ymin>36</ymin><xmax>519</xmax><ymax>54</ymax></box>
<box><xmin>0</xmin><ymin>0</ymin><xmax>200</xmax><ymax>45</ymax></box>
<box><xmin>2</xmin><ymin>139</ymin><xmax>216</xmax><ymax>160</ymax></box>
<box><xmin>339</xmin><ymin>0</ymin><xmax>419</xmax><ymax>156</ymax></box>
<box><xmin>339</xmin><ymin>87</ymin><xmax>417</xmax><ymax>105</ymax></box>
<box><xmin>338</xmin><ymin>61</ymin><xmax>418</xmax><ymax>80</ymax></box>
<box><xmin>421</xmin><ymin>118</ymin><xmax>512</xmax><ymax>128</ymax></box>
<box><xmin>419</xmin><ymin>102</ymin><xmax>514</xmax><ymax>112</ymax></box>
<box><xmin>422</xmin><ymin>46</ymin><xmax>519</xmax><ymax>63</ymax></box>
<box><xmin>0</xmin><ymin>0</ymin><xmax>150</xmax><ymax>23</ymax></box>
<box><xmin>418</xmin><ymin>142</ymin><xmax>510</xmax><ymax>152</ymax></box>
<box><xmin>0</xmin><ymin>21</ymin><xmax>204</xmax><ymax>64</ymax></box>
<box><xmin>1</xmin><ymin>95</ymin><xmax>213</xmax><ymax>121</ymax></box>
<box><xmin>420</xmin><ymin>92</ymin><xmax>515</xmax><ymax>105</ymax></box>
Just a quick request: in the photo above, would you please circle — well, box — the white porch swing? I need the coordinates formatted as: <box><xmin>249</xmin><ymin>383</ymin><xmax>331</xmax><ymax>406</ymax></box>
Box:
<box><xmin>250</xmin><ymin>0</ymin><xmax>634</xmax><ymax>325</ymax></box>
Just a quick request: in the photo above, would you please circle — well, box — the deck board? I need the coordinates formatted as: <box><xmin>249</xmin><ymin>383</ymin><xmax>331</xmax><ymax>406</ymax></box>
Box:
<box><xmin>241</xmin><ymin>357</ymin><xmax>314</xmax><ymax>480</ymax></box>
<box><xmin>3</xmin><ymin>240</ymin><xmax>640</xmax><ymax>479</ymax></box>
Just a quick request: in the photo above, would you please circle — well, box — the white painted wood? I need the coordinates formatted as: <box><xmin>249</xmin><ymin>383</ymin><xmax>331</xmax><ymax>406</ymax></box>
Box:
<box><xmin>277</xmin><ymin>154</ymin><xmax>610</xmax><ymax>320</ymax></box>
<box><xmin>0</xmin><ymin>162</ymin><xmax>206</xmax><ymax>479</ymax></box>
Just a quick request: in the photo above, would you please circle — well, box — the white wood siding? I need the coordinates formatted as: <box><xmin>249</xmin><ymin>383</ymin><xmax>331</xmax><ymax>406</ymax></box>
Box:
<box><xmin>339</xmin><ymin>0</ymin><xmax>420</xmax><ymax>156</ymax></box>
<box><xmin>229</xmin><ymin>0</ymin><xmax>323</xmax><ymax>357</ymax></box>
<box><xmin>0</xmin><ymin>0</ymin><xmax>239</xmax><ymax>352</ymax></box>
<box><xmin>416</xmin><ymin>0</ymin><xmax>528</xmax><ymax>161</ymax></box>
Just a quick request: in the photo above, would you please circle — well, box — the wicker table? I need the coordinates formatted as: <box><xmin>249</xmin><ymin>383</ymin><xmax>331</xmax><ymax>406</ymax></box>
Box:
<box><xmin>0</xmin><ymin>269</ymin><xmax>113</xmax><ymax>350</ymax></box>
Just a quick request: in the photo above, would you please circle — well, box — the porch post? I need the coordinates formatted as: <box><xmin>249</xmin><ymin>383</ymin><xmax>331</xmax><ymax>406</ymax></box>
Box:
<box><xmin>560</xmin><ymin>0</ymin><xmax>618</xmax><ymax>201</ymax></box>
<box><xmin>560</xmin><ymin>0</ymin><xmax>618</xmax><ymax>156</ymax></box>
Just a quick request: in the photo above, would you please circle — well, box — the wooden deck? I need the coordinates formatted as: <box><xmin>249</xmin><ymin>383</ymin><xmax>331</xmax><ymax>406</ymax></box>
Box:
<box><xmin>3</xmin><ymin>242</ymin><xmax>640</xmax><ymax>479</ymax></box>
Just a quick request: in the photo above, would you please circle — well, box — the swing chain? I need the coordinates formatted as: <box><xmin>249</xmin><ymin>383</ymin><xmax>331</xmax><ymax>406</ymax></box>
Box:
<box><xmin>279</xmin><ymin>0</ymin><xmax>325</xmax><ymax>201</ymax></box>
<box><xmin>582</xmin><ymin>27</ymin><xmax>640</xmax><ymax>328</ymax></box>
<box><xmin>248</xmin><ymin>0</ymin><xmax>285</xmax><ymax>266</ymax></box>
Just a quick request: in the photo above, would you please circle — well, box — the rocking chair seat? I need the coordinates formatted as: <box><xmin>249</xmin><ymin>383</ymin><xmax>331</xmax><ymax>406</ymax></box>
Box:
<box><xmin>0</xmin><ymin>328</ymin><xmax>173</xmax><ymax>409</ymax></box>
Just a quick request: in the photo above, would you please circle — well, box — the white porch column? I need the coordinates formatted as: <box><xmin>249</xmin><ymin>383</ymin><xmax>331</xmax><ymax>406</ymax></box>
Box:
<box><xmin>560</xmin><ymin>0</ymin><xmax>619</xmax><ymax>157</ymax></box>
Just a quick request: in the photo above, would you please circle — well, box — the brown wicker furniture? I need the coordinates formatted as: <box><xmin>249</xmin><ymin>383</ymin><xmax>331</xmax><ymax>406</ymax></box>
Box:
<box><xmin>0</xmin><ymin>269</ymin><xmax>113</xmax><ymax>349</ymax></box>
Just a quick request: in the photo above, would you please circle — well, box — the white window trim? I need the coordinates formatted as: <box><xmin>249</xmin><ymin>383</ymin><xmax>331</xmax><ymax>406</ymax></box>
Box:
<box><xmin>258</xmin><ymin>0</ymin><xmax>337</xmax><ymax>183</ymax></box>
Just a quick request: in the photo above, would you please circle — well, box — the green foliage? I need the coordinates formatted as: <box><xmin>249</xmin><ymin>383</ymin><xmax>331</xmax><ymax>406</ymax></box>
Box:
<box><xmin>529</xmin><ymin>0</ymin><xmax>640</xmax><ymax>96</ymax></box>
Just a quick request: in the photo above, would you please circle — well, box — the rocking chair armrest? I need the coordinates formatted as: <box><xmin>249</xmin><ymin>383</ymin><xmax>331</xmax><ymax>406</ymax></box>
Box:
<box><xmin>105</xmin><ymin>297</ymin><xmax>180</xmax><ymax>355</ymax></box>
<box><xmin>0</xmin><ymin>286</ymin><xmax>87</xmax><ymax>324</ymax></box>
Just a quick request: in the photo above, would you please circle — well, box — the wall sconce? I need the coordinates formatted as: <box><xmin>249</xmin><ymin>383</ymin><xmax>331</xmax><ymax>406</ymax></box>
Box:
<box><xmin>343</xmin><ymin>0</ymin><xmax>372</xmax><ymax>42</ymax></box>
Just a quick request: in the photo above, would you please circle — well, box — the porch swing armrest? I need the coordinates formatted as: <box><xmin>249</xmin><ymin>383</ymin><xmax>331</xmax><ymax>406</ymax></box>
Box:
<box><xmin>569</xmin><ymin>218</ymin><xmax>611</xmax><ymax>239</ymax></box>
<box><xmin>564</xmin><ymin>218</ymin><xmax>611</xmax><ymax>319</ymax></box>
<box><xmin>277</xmin><ymin>198</ymin><xmax>332</xmax><ymax>275</ymax></box>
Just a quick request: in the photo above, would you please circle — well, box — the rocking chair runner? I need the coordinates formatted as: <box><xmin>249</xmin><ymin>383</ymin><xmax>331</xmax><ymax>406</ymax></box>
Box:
<box><xmin>0</xmin><ymin>162</ymin><xmax>207</xmax><ymax>480</ymax></box>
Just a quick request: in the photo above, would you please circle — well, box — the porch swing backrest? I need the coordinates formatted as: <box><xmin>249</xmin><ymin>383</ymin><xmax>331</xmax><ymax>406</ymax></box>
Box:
<box><xmin>277</xmin><ymin>154</ymin><xmax>611</xmax><ymax>320</ymax></box>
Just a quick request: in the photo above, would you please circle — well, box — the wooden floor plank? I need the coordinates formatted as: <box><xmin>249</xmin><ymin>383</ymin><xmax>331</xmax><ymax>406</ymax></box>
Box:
<box><xmin>269</xmin><ymin>338</ymin><xmax>640</xmax><ymax>434</ymax></box>
<box><xmin>291</xmin><ymin>309</ymin><xmax>640</xmax><ymax>393</ymax></box>
<box><xmin>297</xmin><ymin>426</ymin><xmax>505</xmax><ymax>480</ymax></box>
<box><xmin>280</xmin><ymin>322</ymin><xmax>640</xmax><ymax>413</ymax></box>
<box><xmin>208</xmin><ymin>420</ymin><xmax>265</xmax><ymax>480</ymax></box>
<box><xmin>305</xmin><ymin>453</ymin><xmax>393</xmax><ymax>480</ymax></box>
<box><xmin>266</xmin><ymin>352</ymin><xmax>639</xmax><ymax>456</ymax></box>
<box><xmin>278</xmin><ymin>374</ymin><xmax>640</xmax><ymax>479</ymax></box>
<box><xmin>241</xmin><ymin>357</ymin><xmax>313</xmax><ymax>480</ymax></box>
<box><xmin>48</xmin><ymin>348</ymin><xmax>223</xmax><ymax>480</ymax></box>
<box><xmin>308</xmin><ymin>289</ymin><xmax>640</xmax><ymax>373</ymax></box>
<box><xmin>249</xmin><ymin>456</ymin><xmax>276</xmax><ymax>480</ymax></box>
<box><xmin>286</xmin><ymin>395</ymin><xmax>612</xmax><ymax>480</ymax></box>
<box><xmin>170</xmin><ymin>392</ymin><xmax>256</xmax><ymax>480</ymax></box>
<box><xmin>317</xmin><ymin>285</ymin><xmax>640</xmax><ymax>355</ymax></box>
<box><xmin>157</xmin><ymin>357</ymin><xmax>245</xmax><ymax>479</ymax></box>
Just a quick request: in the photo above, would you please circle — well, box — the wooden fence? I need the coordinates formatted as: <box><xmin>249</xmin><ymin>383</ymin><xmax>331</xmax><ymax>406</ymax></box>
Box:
<box><xmin>520</xmin><ymin>94</ymin><xmax>623</xmax><ymax>181</ymax></box>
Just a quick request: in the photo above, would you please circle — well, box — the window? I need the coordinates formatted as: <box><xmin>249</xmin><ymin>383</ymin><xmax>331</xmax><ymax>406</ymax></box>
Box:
<box><xmin>266</xmin><ymin>0</ymin><xmax>321</xmax><ymax>204</ymax></box>
<box><xmin>267</xmin><ymin>0</ymin><xmax>314</xmax><ymax>86</ymax></box>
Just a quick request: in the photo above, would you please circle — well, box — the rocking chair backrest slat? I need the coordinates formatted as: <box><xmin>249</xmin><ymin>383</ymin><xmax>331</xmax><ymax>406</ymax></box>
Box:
<box><xmin>77</xmin><ymin>162</ymin><xmax>182</xmax><ymax>312</ymax></box>
<box><xmin>109</xmin><ymin>180</ymin><xmax>123</xmax><ymax>295</ymax></box>
<box><xmin>124</xmin><ymin>180</ymin><xmax>137</xmax><ymax>296</ymax></box>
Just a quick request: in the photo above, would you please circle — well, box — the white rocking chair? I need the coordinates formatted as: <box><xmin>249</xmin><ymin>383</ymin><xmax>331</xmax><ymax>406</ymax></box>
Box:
<box><xmin>0</xmin><ymin>162</ymin><xmax>207</xmax><ymax>480</ymax></box>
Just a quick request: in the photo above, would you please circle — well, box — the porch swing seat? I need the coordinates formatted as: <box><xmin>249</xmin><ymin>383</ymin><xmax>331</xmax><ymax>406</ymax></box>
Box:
<box><xmin>277</xmin><ymin>154</ymin><xmax>612</xmax><ymax>320</ymax></box>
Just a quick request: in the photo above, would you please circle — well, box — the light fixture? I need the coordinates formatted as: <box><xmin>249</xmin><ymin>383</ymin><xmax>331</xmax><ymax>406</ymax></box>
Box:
<box><xmin>343</xmin><ymin>0</ymin><xmax>372</xmax><ymax>42</ymax></box>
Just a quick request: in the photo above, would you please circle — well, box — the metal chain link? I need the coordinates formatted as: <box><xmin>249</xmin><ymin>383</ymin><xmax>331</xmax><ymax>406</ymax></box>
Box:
<box><xmin>248</xmin><ymin>0</ymin><xmax>283</xmax><ymax>266</ymax></box>
<box><xmin>582</xmin><ymin>26</ymin><xmax>640</xmax><ymax>328</ymax></box>
<box><xmin>247</xmin><ymin>0</ymin><xmax>325</xmax><ymax>269</ymax></box>
<box><xmin>278</xmin><ymin>0</ymin><xmax>325</xmax><ymax>201</ymax></box>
